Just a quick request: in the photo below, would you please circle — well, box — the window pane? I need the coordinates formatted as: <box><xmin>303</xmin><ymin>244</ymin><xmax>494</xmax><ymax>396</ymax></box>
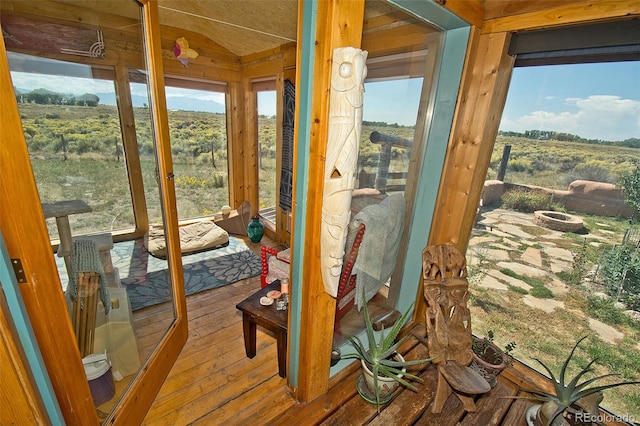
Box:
<box><xmin>164</xmin><ymin>86</ymin><xmax>230</xmax><ymax>221</ymax></box>
<box><xmin>470</xmin><ymin>61</ymin><xmax>640</xmax><ymax>419</ymax></box>
<box><xmin>258</xmin><ymin>90</ymin><xmax>277</xmax><ymax>215</ymax></box>
<box><xmin>9</xmin><ymin>52</ymin><xmax>135</xmax><ymax>239</ymax></box>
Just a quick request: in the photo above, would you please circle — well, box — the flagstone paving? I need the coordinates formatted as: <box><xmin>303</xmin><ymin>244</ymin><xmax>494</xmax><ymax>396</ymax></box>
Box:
<box><xmin>469</xmin><ymin>207</ymin><xmax>633</xmax><ymax>345</ymax></box>
<box><xmin>522</xmin><ymin>294</ymin><xmax>565</xmax><ymax>313</ymax></box>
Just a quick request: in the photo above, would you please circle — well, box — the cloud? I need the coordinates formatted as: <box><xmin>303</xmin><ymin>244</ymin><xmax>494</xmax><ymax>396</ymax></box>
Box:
<box><xmin>165</xmin><ymin>87</ymin><xmax>225</xmax><ymax>104</ymax></box>
<box><xmin>12</xmin><ymin>72</ymin><xmax>114</xmax><ymax>95</ymax></box>
<box><xmin>501</xmin><ymin>95</ymin><xmax>640</xmax><ymax>141</ymax></box>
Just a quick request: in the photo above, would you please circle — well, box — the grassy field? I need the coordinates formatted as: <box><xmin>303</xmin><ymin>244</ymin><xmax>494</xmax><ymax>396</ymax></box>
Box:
<box><xmin>19</xmin><ymin>103</ymin><xmax>418</xmax><ymax>235</ymax></box>
<box><xmin>489</xmin><ymin>134</ymin><xmax>640</xmax><ymax>189</ymax></box>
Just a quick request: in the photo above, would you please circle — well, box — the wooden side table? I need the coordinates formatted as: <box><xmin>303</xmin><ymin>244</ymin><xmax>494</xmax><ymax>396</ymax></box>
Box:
<box><xmin>236</xmin><ymin>281</ymin><xmax>288</xmax><ymax>378</ymax></box>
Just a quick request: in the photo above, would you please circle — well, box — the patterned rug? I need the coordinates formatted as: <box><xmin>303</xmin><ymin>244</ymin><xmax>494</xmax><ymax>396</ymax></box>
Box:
<box><xmin>56</xmin><ymin>236</ymin><xmax>262</xmax><ymax>311</ymax></box>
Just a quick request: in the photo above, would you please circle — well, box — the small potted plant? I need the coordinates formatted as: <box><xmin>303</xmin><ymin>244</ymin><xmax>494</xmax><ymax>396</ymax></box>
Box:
<box><xmin>521</xmin><ymin>336</ymin><xmax>640</xmax><ymax>426</ymax></box>
<box><xmin>341</xmin><ymin>294</ymin><xmax>438</xmax><ymax>409</ymax></box>
<box><xmin>470</xmin><ymin>330</ymin><xmax>516</xmax><ymax>387</ymax></box>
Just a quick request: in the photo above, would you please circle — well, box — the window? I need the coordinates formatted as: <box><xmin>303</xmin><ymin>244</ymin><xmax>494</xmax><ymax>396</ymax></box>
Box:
<box><xmin>333</xmin><ymin>70</ymin><xmax>431</xmax><ymax>344</ymax></box>
<box><xmin>469</xmin><ymin>51</ymin><xmax>640</xmax><ymax>417</ymax></box>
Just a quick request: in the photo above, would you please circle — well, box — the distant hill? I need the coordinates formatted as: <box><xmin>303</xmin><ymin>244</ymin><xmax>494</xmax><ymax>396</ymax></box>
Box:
<box><xmin>96</xmin><ymin>92</ymin><xmax>225</xmax><ymax>113</ymax></box>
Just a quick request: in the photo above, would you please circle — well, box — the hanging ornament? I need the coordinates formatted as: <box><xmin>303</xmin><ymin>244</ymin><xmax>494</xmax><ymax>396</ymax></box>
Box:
<box><xmin>173</xmin><ymin>37</ymin><xmax>199</xmax><ymax>67</ymax></box>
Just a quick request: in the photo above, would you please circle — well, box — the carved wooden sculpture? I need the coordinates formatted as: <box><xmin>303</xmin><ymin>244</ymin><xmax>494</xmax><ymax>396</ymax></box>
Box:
<box><xmin>422</xmin><ymin>244</ymin><xmax>490</xmax><ymax>413</ymax></box>
<box><xmin>320</xmin><ymin>46</ymin><xmax>367</xmax><ymax>297</ymax></box>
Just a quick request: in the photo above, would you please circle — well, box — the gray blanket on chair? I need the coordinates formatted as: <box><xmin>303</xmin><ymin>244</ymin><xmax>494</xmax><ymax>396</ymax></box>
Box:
<box><xmin>67</xmin><ymin>239</ymin><xmax>110</xmax><ymax>314</ymax></box>
<box><xmin>351</xmin><ymin>193</ymin><xmax>405</xmax><ymax>310</ymax></box>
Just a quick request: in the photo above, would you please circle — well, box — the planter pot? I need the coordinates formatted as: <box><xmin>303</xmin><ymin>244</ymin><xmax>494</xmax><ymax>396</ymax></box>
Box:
<box><xmin>358</xmin><ymin>353</ymin><xmax>407</xmax><ymax>405</ymax></box>
<box><xmin>526</xmin><ymin>402</ymin><xmax>595</xmax><ymax>426</ymax></box>
<box><xmin>470</xmin><ymin>339</ymin><xmax>507</xmax><ymax>388</ymax></box>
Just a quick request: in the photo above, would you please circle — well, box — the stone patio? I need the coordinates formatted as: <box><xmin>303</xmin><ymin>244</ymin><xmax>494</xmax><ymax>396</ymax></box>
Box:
<box><xmin>468</xmin><ymin>207</ymin><xmax>633</xmax><ymax>344</ymax></box>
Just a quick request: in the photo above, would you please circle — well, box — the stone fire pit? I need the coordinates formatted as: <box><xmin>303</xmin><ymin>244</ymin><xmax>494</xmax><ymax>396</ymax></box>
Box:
<box><xmin>533</xmin><ymin>210</ymin><xmax>584</xmax><ymax>233</ymax></box>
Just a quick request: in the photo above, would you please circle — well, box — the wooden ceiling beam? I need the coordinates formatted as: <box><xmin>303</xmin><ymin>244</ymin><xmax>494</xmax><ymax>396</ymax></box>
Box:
<box><xmin>482</xmin><ymin>0</ymin><xmax>640</xmax><ymax>34</ymax></box>
<box><xmin>2</xmin><ymin>0</ymin><xmax>139</xmax><ymax>33</ymax></box>
<box><xmin>2</xmin><ymin>0</ymin><xmax>238</xmax><ymax>62</ymax></box>
<box><xmin>435</xmin><ymin>0</ymin><xmax>484</xmax><ymax>28</ymax></box>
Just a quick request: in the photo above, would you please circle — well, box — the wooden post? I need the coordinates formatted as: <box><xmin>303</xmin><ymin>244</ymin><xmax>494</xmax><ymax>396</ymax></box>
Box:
<box><xmin>428</xmin><ymin>28</ymin><xmax>514</xmax><ymax>252</ymax></box>
<box><xmin>496</xmin><ymin>144</ymin><xmax>511</xmax><ymax>181</ymax></box>
<box><xmin>295</xmin><ymin>0</ymin><xmax>365</xmax><ymax>403</ymax></box>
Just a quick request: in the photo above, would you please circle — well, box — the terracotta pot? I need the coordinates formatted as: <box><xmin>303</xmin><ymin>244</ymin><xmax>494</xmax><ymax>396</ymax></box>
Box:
<box><xmin>470</xmin><ymin>339</ymin><xmax>507</xmax><ymax>388</ymax></box>
<box><xmin>361</xmin><ymin>353</ymin><xmax>407</xmax><ymax>402</ymax></box>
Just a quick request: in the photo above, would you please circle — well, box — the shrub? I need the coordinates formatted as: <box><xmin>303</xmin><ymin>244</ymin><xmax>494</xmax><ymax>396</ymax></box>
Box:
<box><xmin>586</xmin><ymin>295</ymin><xmax>632</xmax><ymax>327</ymax></box>
<box><xmin>501</xmin><ymin>188</ymin><xmax>552</xmax><ymax>213</ymax></box>
<box><xmin>561</xmin><ymin>160</ymin><xmax>616</xmax><ymax>186</ymax></box>
<box><xmin>618</xmin><ymin>161</ymin><xmax>640</xmax><ymax>219</ymax></box>
<box><xmin>23</xmin><ymin>126</ymin><xmax>37</xmax><ymax>138</ymax></box>
<box><xmin>599</xmin><ymin>244</ymin><xmax>640</xmax><ymax>310</ymax></box>
<box><xmin>508</xmin><ymin>158</ymin><xmax>533</xmax><ymax>173</ymax></box>
<box><xmin>211</xmin><ymin>173</ymin><xmax>225</xmax><ymax>188</ymax></box>
<box><xmin>562</xmin><ymin>238</ymin><xmax>589</xmax><ymax>286</ymax></box>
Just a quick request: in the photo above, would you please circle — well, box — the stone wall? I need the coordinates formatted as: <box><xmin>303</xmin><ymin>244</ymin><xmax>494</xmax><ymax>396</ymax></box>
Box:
<box><xmin>481</xmin><ymin>179</ymin><xmax>635</xmax><ymax>218</ymax></box>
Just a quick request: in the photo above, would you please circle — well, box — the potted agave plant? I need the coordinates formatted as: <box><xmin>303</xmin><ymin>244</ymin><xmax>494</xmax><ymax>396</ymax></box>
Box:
<box><xmin>470</xmin><ymin>330</ymin><xmax>516</xmax><ymax>388</ymax></box>
<box><xmin>341</xmin><ymin>295</ymin><xmax>438</xmax><ymax>409</ymax></box>
<box><xmin>522</xmin><ymin>336</ymin><xmax>640</xmax><ymax>426</ymax></box>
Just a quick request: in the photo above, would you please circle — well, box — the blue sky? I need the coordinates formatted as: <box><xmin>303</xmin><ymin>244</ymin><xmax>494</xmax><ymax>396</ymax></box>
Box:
<box><xmin>500</xmin><ymin>62</ymin><xmax>640</xmax><ymax>141</ymax></box>
<box><xmin>263</xmin><ymin>61</ymin><xmax>640</xmax><ymax>142</ymax></box>
<box><xmin>354</xmin><ymin>61</ymin><xmax>639</xmax><ymax>142</ymax></box>
<box><xmin>259</xmin><ymin>79</ymin><xmax>424</xmax><ymax>127</ymax></box>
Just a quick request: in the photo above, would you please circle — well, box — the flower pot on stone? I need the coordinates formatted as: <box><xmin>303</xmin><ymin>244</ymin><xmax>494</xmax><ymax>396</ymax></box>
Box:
<box><xmin>470</xmin><ymin>332</ymin><xmax>515</xmax><ymax>388</ymax></box>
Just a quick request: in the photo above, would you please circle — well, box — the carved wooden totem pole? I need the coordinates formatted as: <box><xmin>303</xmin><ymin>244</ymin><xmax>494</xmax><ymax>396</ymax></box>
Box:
<box><xmin>422</xmin><ymin>244</ymin><xmax>489</xmax><ymax>413</ymax></box>
<box><xmin>422</xmin><ymin>244</ymin><xmax>473</xmax><ymax>365</ymax></box>
<box><xmin>320</xmin><ymin>47</ymin><xmax>367</xmax><ymax>297</ymax></box>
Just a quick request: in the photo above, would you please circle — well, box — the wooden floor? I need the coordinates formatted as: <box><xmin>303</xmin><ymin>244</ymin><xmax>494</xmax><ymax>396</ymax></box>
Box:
<box><xmin>130</xmin><ymin>236</ymin><xmax>627</xmax><ymax>426</ymax></box>
<box><xmin>133</xmin><ymin>235</ymin><xmax>294</xmax><ymax>425</ymax></box>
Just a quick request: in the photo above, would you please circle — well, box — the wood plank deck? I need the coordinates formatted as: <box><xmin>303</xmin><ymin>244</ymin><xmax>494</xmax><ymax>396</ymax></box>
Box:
<box><xmin>136</xmin><ymin>236</ymin><xmax>628</xmax><ymax>425</ymax></box>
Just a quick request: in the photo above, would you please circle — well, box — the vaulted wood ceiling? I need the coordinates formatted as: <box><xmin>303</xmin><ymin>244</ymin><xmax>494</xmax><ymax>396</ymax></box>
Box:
<box><xmin>155</xmin><ymin>0</ymin><xmax>298</xmax><ymax>57</ymax></box>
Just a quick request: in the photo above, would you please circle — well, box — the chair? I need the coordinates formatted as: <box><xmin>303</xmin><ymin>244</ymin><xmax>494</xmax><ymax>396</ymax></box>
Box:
<box><xmin>333</xmin><ymin>222</ymin><xmax>366</xmax><ymax>337</ymax></box>
<box><xmin>71</xmin><ymin>271</ymin><xmax>101</xmax><ymax>358</ymax></box>
<box><xmin>260</xmin><ymin>246</ymin><xmax>291</xmax><ymax>288</ymax></box>
<box><xmin>421</xmin><ymin>244</ymin><xmax>490</xmax><ymax>413</ymax></box>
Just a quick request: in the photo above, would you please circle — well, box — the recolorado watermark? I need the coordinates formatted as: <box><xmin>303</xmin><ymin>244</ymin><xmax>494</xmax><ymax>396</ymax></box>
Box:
<box><xmin>573</xmin><ymin>412</ymin><xmax>636</xmax><ymax>424</ymax></box>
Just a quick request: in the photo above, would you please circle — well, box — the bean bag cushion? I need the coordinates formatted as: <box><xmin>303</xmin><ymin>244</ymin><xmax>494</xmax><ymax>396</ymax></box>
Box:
<box><xmin>144</xmin><ymin>220</ymin><xmax>229</xmax><ymax>259</ymax></box>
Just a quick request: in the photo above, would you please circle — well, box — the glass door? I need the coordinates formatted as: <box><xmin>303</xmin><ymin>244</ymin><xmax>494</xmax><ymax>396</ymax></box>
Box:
<box><xmin>0</xmin><ymin>0</ymin><xmax>187</xmax><ymax>423</ymax></box>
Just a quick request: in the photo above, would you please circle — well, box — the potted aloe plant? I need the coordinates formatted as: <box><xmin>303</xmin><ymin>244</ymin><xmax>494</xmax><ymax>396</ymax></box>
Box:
<box><xmin>341</xmin><ymin>295</ymin><xmax>438</xmax><ymax>409</ymax></box>
<box><xmin>470</xmin><ymin>330</ymin><xmax>516</xmax><ymax>388</ymax></box>
<box><xmin>521</xmin><ymin>336</ymin><xmax>640</xmax><ymax>426</ymax></box>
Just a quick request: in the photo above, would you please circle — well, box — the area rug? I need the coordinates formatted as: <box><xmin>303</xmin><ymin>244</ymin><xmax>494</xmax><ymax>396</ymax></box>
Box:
<box><xmin>56</xmin><ymin>236</ymin><xmax>262</xmax><ymax>311</ymax></box>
